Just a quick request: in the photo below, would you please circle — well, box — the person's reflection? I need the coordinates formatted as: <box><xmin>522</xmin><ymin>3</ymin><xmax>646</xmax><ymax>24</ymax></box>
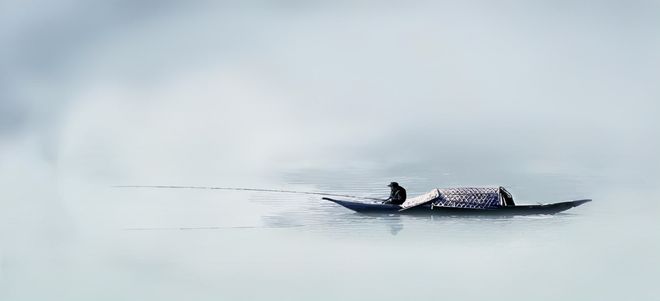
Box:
<box><xmin>361</xmin><ymin>213</ymin><xmax>404</xmax><ymax>235</ymax></box>
<box><xmin>383</xmin><ymin>214</ymin><xmax>403</xmax><ymax>235</ymax></box>
<box><xmin>389</xmin><ymin>221</ymin><xmax>403</xmax><ymax>235</ymax></box>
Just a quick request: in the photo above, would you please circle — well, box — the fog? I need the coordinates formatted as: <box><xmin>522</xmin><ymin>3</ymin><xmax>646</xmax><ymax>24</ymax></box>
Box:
<box><xmin>1</xmin><ymin>1</ymin><xmax>659</xmax><ymax>300</ymax></box>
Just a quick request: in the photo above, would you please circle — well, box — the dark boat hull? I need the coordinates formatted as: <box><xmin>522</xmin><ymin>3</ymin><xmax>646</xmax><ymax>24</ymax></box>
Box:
<box><xmin>323</xmin><ymin>198</ymin><xmax>591</xmax><ymax>215</ymax></box>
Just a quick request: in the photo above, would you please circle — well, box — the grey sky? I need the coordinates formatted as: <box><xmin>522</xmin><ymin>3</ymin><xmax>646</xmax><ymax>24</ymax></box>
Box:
<box><xmin>1</xmin><ymin>0</ymin><xmax>658</xmax><ymax>222</ymax></box>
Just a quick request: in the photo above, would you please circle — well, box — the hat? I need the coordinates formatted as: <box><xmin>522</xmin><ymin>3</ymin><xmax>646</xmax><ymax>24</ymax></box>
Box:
<box><xmin>387</xmin><ymin>182</ymin><xmax>399</xmax><ymax>187</ymax></box>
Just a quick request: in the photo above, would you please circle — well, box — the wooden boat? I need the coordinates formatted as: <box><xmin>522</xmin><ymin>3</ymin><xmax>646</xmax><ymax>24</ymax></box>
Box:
<box><xmin>323</xmin><ymin>187</ymin><xmax>591</xmax><ymax>215</ymax></box>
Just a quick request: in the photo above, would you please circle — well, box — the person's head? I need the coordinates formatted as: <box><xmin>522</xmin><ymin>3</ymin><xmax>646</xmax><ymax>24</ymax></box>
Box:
<box><xmin>387</xmin><ymin>182</ymin><xmax>399</xmax><ymax>188</ymax></box>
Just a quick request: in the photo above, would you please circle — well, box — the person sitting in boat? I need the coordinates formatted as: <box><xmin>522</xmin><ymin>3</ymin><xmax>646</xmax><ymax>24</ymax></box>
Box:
<box><xmin>383</xmin><ymin>182</ymin><xmax>407</xmax><ymax>205</ymax></box>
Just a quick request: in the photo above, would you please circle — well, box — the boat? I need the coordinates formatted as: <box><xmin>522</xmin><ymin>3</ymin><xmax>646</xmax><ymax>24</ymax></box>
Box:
<box><xmin>323</xmin><ymin>187</ymin><xmax>591</xmax><ymax>215</ymax></box>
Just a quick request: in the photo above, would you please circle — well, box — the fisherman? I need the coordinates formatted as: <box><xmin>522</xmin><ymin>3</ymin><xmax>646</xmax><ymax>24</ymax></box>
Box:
<box><xmin>383</xmin><ymin>182</ymin><xmax>407</xmax><ymax>205</ymax></box>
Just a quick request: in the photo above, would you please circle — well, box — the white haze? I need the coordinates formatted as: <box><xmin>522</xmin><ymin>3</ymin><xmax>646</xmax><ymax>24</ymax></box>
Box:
<box><xmin>1</xmin><ymin>1</ymin><xmax>659</xmax><ymax>300</ymax></box>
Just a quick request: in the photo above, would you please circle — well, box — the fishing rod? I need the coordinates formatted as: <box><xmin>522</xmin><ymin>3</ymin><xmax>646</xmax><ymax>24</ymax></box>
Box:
<box><xmin>113</xmin><ymin>185</ymin><xmax>384</xmax><ymax>201</ymax></box>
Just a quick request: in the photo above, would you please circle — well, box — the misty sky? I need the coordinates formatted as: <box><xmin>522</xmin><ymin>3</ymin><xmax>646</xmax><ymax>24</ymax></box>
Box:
<box><xmin>2</xmin><ymin>1</ymin><xmax>658</xmax><ymax>167</ymax></box>
<box><xmin>1</xmin><ymin>0</ymin><xmax>659</xmax><ymax>214</ymax></box>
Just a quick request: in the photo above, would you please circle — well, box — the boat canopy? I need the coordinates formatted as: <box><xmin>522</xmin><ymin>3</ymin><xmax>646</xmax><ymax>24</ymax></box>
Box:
<box><xmin>433</xmin><ymin>187</ymin><xmax>502</xmax><ymax>209</ymax></box>
<box><xmin>400</xmin><ymin>187</ymin><xmax>510</xmax><ymax>211</ymax></box>
<box><xmin>399</xmin><ymin>189</ymin><xmax>440</xmax><ymax>210</ymax></box>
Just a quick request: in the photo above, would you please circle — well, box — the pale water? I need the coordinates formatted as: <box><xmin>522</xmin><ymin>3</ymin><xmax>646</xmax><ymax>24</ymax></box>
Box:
<box><xmin>1</xmin><ymin>1</ymin><xmax>659</xmax><ymax>300</ymax></box>
<box><xmin>3</xmin><ymin>158</ymin><xmax>658</xmax><ymax>300</ymax></box>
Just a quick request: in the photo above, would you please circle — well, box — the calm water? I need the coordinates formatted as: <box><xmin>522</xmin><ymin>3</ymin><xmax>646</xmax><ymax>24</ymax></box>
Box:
<box><xmin>3</xmin><ymin>163</ymin><xmax>658</xmax><ymax>301</ymax></box>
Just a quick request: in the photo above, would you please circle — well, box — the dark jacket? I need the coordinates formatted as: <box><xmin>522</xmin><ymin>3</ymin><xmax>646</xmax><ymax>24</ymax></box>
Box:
<box><xmin>387</xmin><ymin>186</ymin><xmax>407</xmax><ymax>205</ymax></box>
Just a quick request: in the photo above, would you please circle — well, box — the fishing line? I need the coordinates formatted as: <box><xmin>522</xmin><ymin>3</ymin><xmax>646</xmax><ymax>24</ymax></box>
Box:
<box><xmin>113</xmin><ymin>185</ymin><xmax>384</xmax><ymax>201</ymax></box>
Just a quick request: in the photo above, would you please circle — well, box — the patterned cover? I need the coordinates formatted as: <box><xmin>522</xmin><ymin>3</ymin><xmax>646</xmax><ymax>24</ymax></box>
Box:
<box><xmin>399</xmin><ymin>189</ymin><xmax>440</xmax><ymax>210</ymax></box>
<box><xmin>432</xmin><ymin>187</ymin><xmax>502</xmax><ymax>209</ymax></box>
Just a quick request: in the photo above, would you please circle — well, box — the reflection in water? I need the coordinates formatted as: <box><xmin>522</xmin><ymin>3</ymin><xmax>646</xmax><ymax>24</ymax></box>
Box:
<box><xmin>245</xmin><ymin>166</ymin><xmax>591</xmax><ymax>240</ymax></box>
<box><xmin>250</xmin><ymin>183</ymin><xmax>583</xmax><ymax>239</ymax></box>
